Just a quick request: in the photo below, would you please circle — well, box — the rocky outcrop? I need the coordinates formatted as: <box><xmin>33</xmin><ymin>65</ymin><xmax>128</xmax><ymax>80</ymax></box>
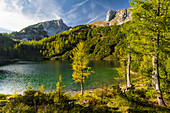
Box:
<box><xmin>9</xmin><ymin>19</ymin><xmax>70</xmax><ymax>40</ymax></box>
<box><xmin>91</xmin><ymin>9</ymin><xmax>132</xmax><ymax>27</ymax></box>
<box><xmin>106</xmin><ymin>10</ymin><xmax>117</xmax><ymax>21</ymax></box>
<box><xmin>40</xmin><ymin>19</ymin><xmax>69</xmax><ymax>36</ymax></box>
<box><xmin>106</xmin><ymin>9</ymin><xmax>132</xmax><ymax>25</ymax></box>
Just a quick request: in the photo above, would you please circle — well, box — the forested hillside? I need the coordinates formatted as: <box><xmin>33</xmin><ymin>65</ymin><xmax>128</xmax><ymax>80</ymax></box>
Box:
<box><xmin>0</xmin><ymin>33</ymin><xmax>19</xmax><ymax>59</ymax></box>
<box><xmin>38</xmin><ymin>25</ymin><xmax>123</xmax><ymax>60</ymax></box>
<box><xmin>0</xmin><ymin>24</ymin><xmax>124</xmax><ymax>60</ymax></box>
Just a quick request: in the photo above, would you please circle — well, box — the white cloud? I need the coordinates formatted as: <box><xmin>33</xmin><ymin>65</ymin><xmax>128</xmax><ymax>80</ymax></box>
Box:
<box><xmin>0</xmin><ymin>0</ymin><xmax>37</xmax><ymax>31</ymax></box>
<box><xmin>0</xmin><ymin>0</ymin><xmax>63</xmax><ymax>31</ymax></box>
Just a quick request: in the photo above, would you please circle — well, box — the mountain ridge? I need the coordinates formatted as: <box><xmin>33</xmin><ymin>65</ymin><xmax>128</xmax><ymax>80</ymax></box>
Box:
<box><xmin>91</xmin><ymin>8</ymin><xmax>132</xmax><ymax>26</ymax></box>
<box><xmin>7</xmin><ymin>8</ymin><xmax>131</xmax><ymax>40</ymax></box>
<box><xmin>9</xmin><ymin>19</ymin><xmax>70</xmax><ymax>40</ymax></box>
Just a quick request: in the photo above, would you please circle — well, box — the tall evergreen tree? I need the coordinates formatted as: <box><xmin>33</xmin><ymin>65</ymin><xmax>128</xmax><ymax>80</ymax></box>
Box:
<box><xmin>130</xmin><ymin>0</ymin><xmax>169</xmax><ymax>106</ymax></box>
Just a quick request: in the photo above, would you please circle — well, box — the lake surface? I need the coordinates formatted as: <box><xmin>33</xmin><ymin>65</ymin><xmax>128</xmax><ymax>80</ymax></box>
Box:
<box><xmin>0</xmin><ymin>60</ymin><xmax>120</xmax><ymax>94</ymax></box>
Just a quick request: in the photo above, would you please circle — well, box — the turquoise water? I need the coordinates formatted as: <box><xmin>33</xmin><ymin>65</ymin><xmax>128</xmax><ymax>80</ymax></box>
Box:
<box><xmin>0</xmin><ymin>60</ymin><xmax>119</xmax><ymax>94</ymax></box>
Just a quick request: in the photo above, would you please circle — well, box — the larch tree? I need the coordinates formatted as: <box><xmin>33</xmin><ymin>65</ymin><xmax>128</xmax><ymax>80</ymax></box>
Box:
<box><xmin>71</xmin><ymin>41</ymin><xmax>94</xmax><ymax>95</ymax></box>
<box><xmin>130</xmin><ymin>0</ymin><xmax>169</xmax><ymax>106</ymax></box>
<box><xmin>116</xmin><ymin>22</ymin><xmax>134</xmax><ymax>89</ymax></box>
<box><xmin>123</xmin><ymin>22</ymin><xmax>134</xmax><ymax>88</ymax></box>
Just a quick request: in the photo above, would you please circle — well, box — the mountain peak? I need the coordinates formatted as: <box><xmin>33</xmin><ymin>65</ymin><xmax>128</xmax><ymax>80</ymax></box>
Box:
<box><xmin>106</xmin><ymin>10</ymin><xmax>117</xmax><ymax>21</ymax></box>
<box><xmin>106</xmin><ymin>9</ymin><xmax>132</xmax><ymax>25</ymax></box>
<box><xmin>10</xmin><ymin>19</ymin><xmax>70</xmax><ymax>40</ymax></box>
<box><xmin>90</xmin><ymin>9</ymin><xmax>132</xmax><ymax>27</ymax></box>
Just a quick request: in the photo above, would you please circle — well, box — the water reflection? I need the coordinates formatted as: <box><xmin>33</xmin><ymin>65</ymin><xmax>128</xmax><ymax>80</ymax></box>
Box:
<box><xmin>0</xmin><ymin>60</ymin><xmax>119</xmax><ymax>94</ymax></box>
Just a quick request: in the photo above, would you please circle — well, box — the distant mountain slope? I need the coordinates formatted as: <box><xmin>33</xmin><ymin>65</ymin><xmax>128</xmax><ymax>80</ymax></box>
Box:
<box><xmin>0</xmin><ymin>33</ymin><xmax>18</xmax><ymax>59</ymax></box>
<box><xmin>91</xmin><ymin>9</ymin><xmax>132</xmax><ymax>26</ymax></box>
<box><xmin>9</xmin><ymin>19</ymin><xmax>70</xmax><ymax>40</ymax></box>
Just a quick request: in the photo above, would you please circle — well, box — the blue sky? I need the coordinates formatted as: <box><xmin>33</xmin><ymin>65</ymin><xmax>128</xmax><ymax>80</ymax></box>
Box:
<box><xmin>0</xmin><ymin>0</ymin><xmax>131</xmax><ymax>32</ymax></box>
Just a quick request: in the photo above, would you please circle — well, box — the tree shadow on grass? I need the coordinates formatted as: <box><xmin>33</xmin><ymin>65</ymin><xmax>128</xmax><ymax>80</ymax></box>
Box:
<box><xmin>112</xmin><ymin>85</ymin><xmax>170</xmax><ymax>113</ymax></box>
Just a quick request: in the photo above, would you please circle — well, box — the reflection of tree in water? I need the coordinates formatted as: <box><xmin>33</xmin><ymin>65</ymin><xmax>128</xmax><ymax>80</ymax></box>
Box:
<box><xmin>0</xmin><ymin>69</ymin><xmax>8</xmax><ymax>74</ymax></box>
<box><xmin>0</xmin><ymin>70</ymin><xmax>10</xmax><ymax>79</ymax></box>
<box><xmin>0</xmin><ymin>69</ymin><xmax>19</xmax><ymax>82</ymax></box>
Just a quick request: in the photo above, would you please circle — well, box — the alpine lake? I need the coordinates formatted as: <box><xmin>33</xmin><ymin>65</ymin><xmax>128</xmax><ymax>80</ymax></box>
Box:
<box><xmin>0</xmin><ymin>60</ymin><xmax>120</xmax><ymax>94</ymax></box>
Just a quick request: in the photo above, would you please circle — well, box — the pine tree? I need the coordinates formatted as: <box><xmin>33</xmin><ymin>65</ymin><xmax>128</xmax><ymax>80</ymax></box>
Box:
<box><xmin>130</xmin><ymin>0</ymin><xmax>169</xmax><ymax>106</ymax></box>
<box><xmin>71</xmin><ymin>41</ymin><xmax>94</xmax><ymax>95</ymax></box>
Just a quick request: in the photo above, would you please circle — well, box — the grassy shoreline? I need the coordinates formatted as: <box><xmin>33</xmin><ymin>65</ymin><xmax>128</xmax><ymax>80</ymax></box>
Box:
<box><xmin>1</xmin><ymin>77</ymin><xmax>169</xmax><ymax>112</ymax></box>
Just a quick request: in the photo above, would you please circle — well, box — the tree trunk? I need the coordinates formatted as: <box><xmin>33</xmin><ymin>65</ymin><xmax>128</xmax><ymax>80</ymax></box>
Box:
<box><xmin>152</xmin><ymin>56</ymin><xmax>156</xmax><ymax>88</ymax></box>
<box><xmin>152</xmin><ymin>0</ymin><xmax>166</xmax><ymax>107</ymax></box>
<box><xmin>124</xmin><ymin>60</ymin><xmax>127</xmax><ymax>91</ymax></box>
<box><xmin>153</xmin><ymin>55</ymin><xmax>166</xmax><ymax>107</ymax></box>
<box><xmin>127</xmin><ymin>53</ymin><xmax>132</xmax><ymax>87</ymax></box>
<box><xmin>81</xmin><ymin>70</ymin><xmax>84</xmax><ymax>95</ymax></box>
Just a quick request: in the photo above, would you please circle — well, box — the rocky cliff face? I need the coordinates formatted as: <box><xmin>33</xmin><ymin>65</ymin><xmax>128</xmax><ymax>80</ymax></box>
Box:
<box><xmin>106</xmin><ymin>9</ymin><xmax>132</xmax><ymax>25</ymax></box>
<box><xmin>10</xmin><ymin>19</ymin><xmax>70</xmax><ymax>40</ymax></box>
<box><xmin>91</xmin><ymin>9</ymin><xmax>132</xmax><ymax>26</ymax></box>
<box><xmin>106</xmin><ymin>10</ymin><xmax>117</xmax><ymax>21</ymax></box>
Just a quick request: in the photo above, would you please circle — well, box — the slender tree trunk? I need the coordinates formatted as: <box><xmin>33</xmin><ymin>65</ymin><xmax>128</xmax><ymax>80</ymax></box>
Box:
<box><xmin>152</xmin><ymin>0</ymin><xmax>166</xmax><ymax>107</ymax></box>
<box><xmin>127</xmin><ymin>53</ymin><xmax>132</xmax><ymax>87</ymax></box>
<box><xmin>124</xmin><ymin>60</ymin><xmax>127</xmax><ymax>91</ymax></box>
<box><xmin>152</xmin><ymin>56</ymin><xmax>156</xmax><ymax>88</ymax></box>
<box><xmin>81</xmin><ymin>70</ymin><xmax>84</xmax><ymax>95</ymax></box>
<box><xmin>153</xmin><ymin>55</ymin><xmax>166</xmax><ymax>107</ymax></box>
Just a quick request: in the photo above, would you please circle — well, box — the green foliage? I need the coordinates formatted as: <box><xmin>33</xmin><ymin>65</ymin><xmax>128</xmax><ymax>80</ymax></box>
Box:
<box><xmin>1</xmin><ymin>82</ymin><xmax>169</xmax><ymax>113</ymax></box>
<box><xmin>54</xmin><ymin>75</ymin><xmax>66</xmax><ymax>104</ymax></box>
<box><xmin>0</xmin><ymin>24</ymin><xmax>124</xmax><ymax>60</ymax></box>
<box><xmin>2</xmin><ymin>102</ymin><xmax>34</xmax><ymax>113</ymax></box>
<box><xmin>71</xmin><ymin>41</ymin><xmax>94</xmax><ymax>94</ymax></box>
<box><xmin>0</xmin><ymin>33</ymin><xmax>19</xmax><ymax>59</ymax></box>
<box><xmin>56</xmin><ymin>75</ymin><xmax>63</xmax><ymax>95</ymax></box>
<box><xmin>0</xmin><ymin>94</ymin><xmax>8</xmax><ymax>100</ymax></box>
<box><xmin>129</xmin><ymin>0</ymin><xmax>169</xmax><ymax>106</ymax></box>
<box><xmin>72</xmin><ymin>41</ymin><xmax>92</xmax><ymax>82</ymax></box>
<box><xmin>26</xmin><ymin>82</ymin><xmax>33</xmax><ymax>91</ymax></box>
